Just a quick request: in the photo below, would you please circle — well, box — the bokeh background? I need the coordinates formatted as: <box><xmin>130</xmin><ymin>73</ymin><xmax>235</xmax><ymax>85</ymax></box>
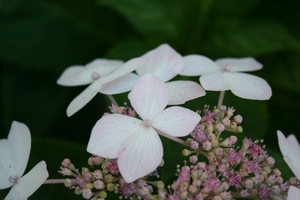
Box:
<box><xmin>0</xmin><ymin>0</ymin><xmax>300</xmax><ymax>199</ymax></box>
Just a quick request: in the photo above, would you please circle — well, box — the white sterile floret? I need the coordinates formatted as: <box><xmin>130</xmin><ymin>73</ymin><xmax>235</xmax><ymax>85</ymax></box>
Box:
<box><xmin>87</xmin><ymin>74</ymin><xmax>201</xmax><ymax>183</ymax></box>
<box><xmin>124</xmin><ymin>44</ymin><xmax>206</xmax><ymax>105</ymax></box>
<box><xmin>57</xmin><ymin>58</ymin><xmax>145</xmax><ymax>117</ymax></box>
<box><xmin>277</xmin><ymin>130</ymin><xmax>300</xmax><ymax>180</ymax></box>
<box><xmin>180</xmin><ymin>55</ymin><xmax>272</xmax><ymax>100</ymax></box>
<box><xmin>0</xmin><ymin>121</ymin><xmax>49</xmax><ymax>200</ymax></box>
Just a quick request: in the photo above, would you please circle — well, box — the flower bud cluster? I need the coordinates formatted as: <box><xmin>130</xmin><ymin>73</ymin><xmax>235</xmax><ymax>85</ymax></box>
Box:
<box><xmin>59</xmin><ymin>156</ymin><xmax>162</xmax><ymax>199</ymax></box>
<box><xmin>159</xmin><ymin>105</ymin><xmax>291</xmax><ymax>199</ymax></box>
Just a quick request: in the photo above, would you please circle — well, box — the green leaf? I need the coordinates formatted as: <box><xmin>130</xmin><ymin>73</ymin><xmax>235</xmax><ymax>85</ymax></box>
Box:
<box><xmin>98</xmin><ymin>0</ymin><xmax>183</xmax><ymax>42</ymax></box>
<box><xmin>202</xmin><ymin>22</ymin><xmax>300</xmax><ymax>58</ymax></box>
<box><xmin>0</xmin><ymin>0</ymin><xmax>122</xmax><ymax>73</ymax></box>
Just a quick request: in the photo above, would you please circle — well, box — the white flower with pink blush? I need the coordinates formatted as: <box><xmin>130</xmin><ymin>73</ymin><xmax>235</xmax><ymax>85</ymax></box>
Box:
<box><xmin>57</xmin><ymin>58</ymin><xmax>145</xmax><ymax>116</ymax></box>
<box><xmin>277</xmin><ymin>130</ymin><xmax>300</xmax><ymax>200</ymax></box>
<box><xmin>87</xmin><ymin>74</ymin><xmax>201</xmax><ymax>183</ymax></box>
<box><xmin>125</xmin><ymin>44</ymin><xmax>206</xmax><ymax>105</ymax></box>
<box><xmin>0</xmin><ymin>121</ymin><xmax>49</xmax><ymax>200</ymax></box>
<box><xmin>180</xmin><ymin>55</ymin><xmax>272</xmax><ymax>100</ymax></box>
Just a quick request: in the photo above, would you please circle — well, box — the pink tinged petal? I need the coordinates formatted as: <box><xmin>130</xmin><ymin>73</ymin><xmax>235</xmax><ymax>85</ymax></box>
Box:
<box><xmin>200</xmin><ymin>71</ymin><xmax>231</xmax><ymax>91</ymax></box>
<box><xmin>287</xmin><ymin>186</ymin><xmax>300</xmax><ymax>200</ymax></box>
<box><xmin>215</xmin><ymin>57</ymin><xmax>262</xmax><ymax>72</ymax></box>
<box><xmin>277</xmin><ymin>131</ymin><xmax>300</xmax><ymax>179</ymax></box>
<box><xmin>137</xmin><ymin>44</ymin><xmax>184</xmax><ymax>82</ymax></box>
<box><xmin>117</xmin><ymin>126</ymin><xmax>163</xmax><ymax>183</ymax></box>
<box><xmin>56</xmin><ymin>59</ymin><xmax>123</xmax><ymax>86</ymax></box>
<box><xmin>225</xmin><ymin>72</ymin><xmax>272</xmax><ymax>100</ymax></box>
<box><xmin>152</xmin><ymin>106</ymin><xmax>201</xmax><ymax>137</ymax></box>
<box><xmin>128</xmin><ymin>74</ymin><xmax>170</xmax><ymax>120</ymax></box>
<box><xmin>100</xmin><ymin>73</ymin><xmax>140</xmax><ymax>95</ymax></box>
<box><xmin>166</xmin><ymin>81</ymin><xmax>206</xmax><ymax>105</ymax></box>
<box><xmin>57</xmin><ymin>66</ymin><xmax>92</xmax><ymax>86</ymax></box>
<box><xmin>277</xmin><ymin>131</ymin><xmax>293</xmax><ymax>157</ymax></box>
<box><xmin>287</xmin><ymin>135</ymin><xmax>300</xmax><ymax>153</ymax></box>
<box><xmin>100</xmin><ymin>58</ymin><xmax>145</xmax><ymax>85</ymax></box>
<box><xmin>180</xmin><ymin>55</ymin><xmax>220</xmax><ymax>76</ymax></box>
<box><xmin>85</xmin><ymin>59</ymin><xmax>123</xmax><ymax>76</ymax></box>
<box><xmin>0</xmin><ymin>140</ymin><xmax>13</xmax><ymax>189</ymax></box>
<box><xmin>284</xmin><ymin>156</ymin><xmax>300</xmax><ymax>180</ymax></box>
<box><xmin>87</xmin><ymin>114</ymin><xmax>143</xmax><ymax>159</ymax></box>
<box><xmin>8</xmin><ymin>121</ymin><xmax>31</xmax><ymax>178</ymax></box>
<box><xmin>66</xmin><ymin>81</ymin><xmax>102</xmax><ymax>117</ymax></box>
<box><xmin>5</xmin><ymin>161</ymin><xmax>49</xmax><ymax>200</ymax></box>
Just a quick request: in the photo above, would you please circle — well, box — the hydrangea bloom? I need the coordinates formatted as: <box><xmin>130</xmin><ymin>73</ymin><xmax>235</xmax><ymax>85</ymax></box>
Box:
<box><xmin>0</xmin><ymin>121</ymin><xmax>49</xmax><ymax>200</ymax></box>
<box><xmin>180</xmin><ymin>55</ymin><xmax>272</xmax><ymax>100</ymax></box>
<box><xmin>123</xmin><ymin>44</ymin><xmax>206</xmax><ymax>104</ymax></box>
<box><xmin>57</xmin><ymin>58</ymin><xmax>145</xmax><ymax>116</ymax></box>
<box><xmin>87</xmin><ymin>74</ymin><xmax>201</xmax><ymax>183</ymax></box>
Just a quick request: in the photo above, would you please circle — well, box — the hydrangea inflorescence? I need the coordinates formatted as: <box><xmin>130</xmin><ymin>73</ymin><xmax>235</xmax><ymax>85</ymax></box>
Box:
<box><xmin>2</xmin><ymin>43</ymin><xmax>299</xmax><ymax>200</ymax></box>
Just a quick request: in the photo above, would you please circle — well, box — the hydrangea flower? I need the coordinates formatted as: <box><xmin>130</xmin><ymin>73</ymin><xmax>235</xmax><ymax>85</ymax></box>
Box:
<box><xmin>277</xmin><ymin>130</ymin><xmax>300</xmax><ymax>200</ymax></box>
<box><xmin>0</xmin><ymin>121</ymin><xmax>49</xmax><ymax>200</ymax></box>
<box><xmin>57</xmin><ymin>58</ymin><xmax>145</xmax><ymax>116</ymax></box>
<box><xmin>123</xmin><ymin>44</ymin><xmax>206</xmax><ymax>104</ymax></box>
<box><xmin>180</xmin><ymin>55</ymin><xmax>272</xmax><ymax>100</ymax></box>
<box><xmin>87</xmin><ymin>74</ymin><xmax>201</xmax><ymax>183</ymax></box>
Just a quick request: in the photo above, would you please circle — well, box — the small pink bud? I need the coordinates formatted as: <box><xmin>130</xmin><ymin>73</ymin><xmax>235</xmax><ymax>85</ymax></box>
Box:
<box><xmin>216</xmin><ymin>124</ymin><xmax>225</xmax><ymax>133</ymax></box>
<box><xmin>222</xmin><ymin>118</ymin><xmax>231</xmax><ymax>126</ymax></box>
<box><xmin>94</xmin><ymin>180</ymin><xmax>105</xmax><ymax>189</ymax></box>
<box><xmin>234</xmin><ymin>115</ymin><xmax>243</xmax><ymax>124</ymax></box>
<box><xmin>189</xmin><ymin>155</ymin><xmax>198</xmax><ymax>164</ymax></box>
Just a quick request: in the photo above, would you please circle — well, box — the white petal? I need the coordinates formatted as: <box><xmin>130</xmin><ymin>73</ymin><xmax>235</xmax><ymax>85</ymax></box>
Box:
<box><xmin>0</xmin><ymin>140</ymin><xmax>13</xmax><ymax>189</ymax></box>
<box><xmin>57</xmin><ymin>59</ymin><xmax>123</xmax><ymax>86</ymax></box>
<box><xmin>200</xmin><ymin>71</ymin><xmax>231</xmax><ymax>91</ymax></box>
<box><xmin>100</xmin><ymin>58</ymin><xmax>145</xmax><ymax>84</ymax></box>
<box><xmin>66</xmin><ymin>81</ymin><xmax>102</xmax><ymax>117</ymax></box>
<box><xmin>225</xmin><ymin>72</ymin><xmax>272</xmax><ymax>100</ymax></box>
<box><xmin>87</xmin><ymin>114</ymin><xmax>143</xmax><ymax>159</ymax></box>
<box><xmin>100</xmin><ymin>73</ymin><xmax>140</xmax><ymax>95</ymax></box>
<box><xmin>85</xmin><ymin>59</ymin><xmax>123</xmax><ymax>76</ymax></box>
<box><xmin>117</xmin><ymin>126</ymin><xmax>163</xmax><ymax>183</ymax></box>
<box><xmin>5</xmin><ymin>161</ymin><xmax>49</xmax><ymax>200</ymax></box>
<box><xmin>57</xmin><ymin>66</ymin><xmax>92</xmax><ymax>86</ymax></box>
<box><xmin>152</xmin><ymin>106</ymin><xmax>201</xmax><ymax>137</ymax></box>
<box><xmin>277</xmin><ymin>131</ymin><xmax>292</xmax><ymax>157</ymax></box>
<box><xmin>180</xmin><ymin>55</ymin><xmax>220</xmax><ymax>76</ymax></box>
<box><xmin>284</xmin><ymin>156</ymin><xmax>300</xmax><ymax>180</ymax></box>
<box><xmin>128</xmin><ymin>74</ymin><xmax>170</xmax><ymax>120</ymax></box>
<box><xmin>215</xmin><ymin>57</ymin><xmax>262</xmax><ymax>72</ymax></box>
<box><xmin>166</xmin><ymin>81</ymin><xmax>206</xmax><ymax>105</ymax></box>
<box><xmin>287</xmin><ymin>186</ymin><xmax>300</xmax><ymax>200</ymax></box>
<box><xmin>8</xmin><ymin>121</ymin><xmax>31</xmax><ymax>177</ymax></box>
<box><xmin>137</xmin><ymin>44</ymin><xmax>184</xmax><ymax>82</ymax></box>
<box><xmin>287</xmin><ymin>134</ymin><xmax>300</xmax><ymax>153</ymax></box>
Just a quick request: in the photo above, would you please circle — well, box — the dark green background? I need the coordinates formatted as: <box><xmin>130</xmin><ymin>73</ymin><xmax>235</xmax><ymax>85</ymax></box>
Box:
<box><xmin>0</xmin><ymin>0</ymin><xmax>299</xmax><ymax>199</ymax></box>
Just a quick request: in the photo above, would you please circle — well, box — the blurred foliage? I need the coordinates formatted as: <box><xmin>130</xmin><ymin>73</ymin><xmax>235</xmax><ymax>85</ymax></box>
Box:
<box><xmin>0</xmin><ymin>0</ymin><xmax>300</xmax><ymax>199</ymax></box>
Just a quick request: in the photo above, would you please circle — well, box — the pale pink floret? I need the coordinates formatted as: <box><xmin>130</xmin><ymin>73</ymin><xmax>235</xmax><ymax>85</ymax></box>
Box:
<box><xmin>87</xmin><ymin>74</ymin><xmax>201</xmax><ymax>183</ymax></box>
<box><xmin>128</xmin><ymin>44</ymin><xmax>206</xmax><ymax>105</ymax></box>
<box><xmin>277</xmin><ymin>130</ymin><xmax>300</xmax><ymax>180</ymax></box>
<box><xmin>0</xmin><ymin>121</ymin><xmax>49</xmax><ymax>200</ymax></box>
<box><xmin>180</xmin><ymin>55</ymin><xmax>272</xmax><ymax>100</ymax></box>
<box><xmin>57</xmin><ymin>58</ymin><xmax>145</xmax><ymax>116</ymax></box>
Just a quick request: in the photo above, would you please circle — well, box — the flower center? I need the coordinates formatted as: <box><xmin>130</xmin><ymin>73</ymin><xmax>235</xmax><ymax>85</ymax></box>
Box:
<box><xmin>9</xmin><ymin>175</ymin><xmax>19</xmax><ymax>184</ymax></box>
<box><xmin>92</xmin><ymin>72</ymin><xmax>100</xmax><ymax>80</ymax></box>
<box><xmin>143</xmin><ymin>119</ymin><xmax>152</xmax><ymax>127</ymax></box>
<box><xmin>223</xmin><ymin>65</ymin><xmax>231</xmax><ymax>72</ymax></box>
